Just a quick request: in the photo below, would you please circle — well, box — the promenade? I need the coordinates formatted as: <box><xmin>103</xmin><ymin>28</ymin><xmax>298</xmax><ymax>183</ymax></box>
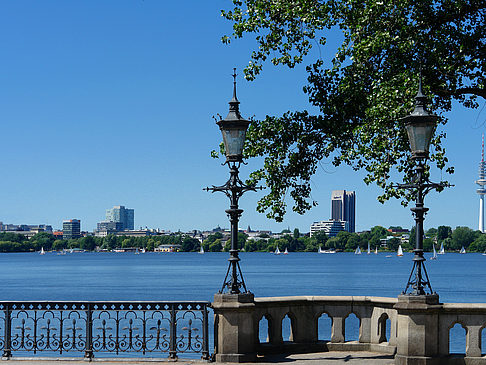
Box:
<box><xmin>1</xmin><ymin>352</ymin><xmax>394</xmax><ymax>364</ymax></box>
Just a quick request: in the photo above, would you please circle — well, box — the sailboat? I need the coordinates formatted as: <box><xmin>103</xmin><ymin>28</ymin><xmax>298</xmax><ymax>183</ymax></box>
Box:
<box><xmin>199</xmin><ymin>245</ymin><xmax>204</xmax><ymax>254</ymax></box>
<box><xmin>460</xmin><ymin>246</ymin><xmax>466</xmax><ymax>254</ymax></box>
<box><xmin>354</xmin><ymin>246</ymin><xmax>361</xmax><ymax>255</ymax></box>
<box><xmin>438</xmin><ymin>242</ymin><xmax>445</xmax><ymax>255</ymax></box>
<box><xmin>430</xmin><ymin>244</ymin><xmax>437</xmax><ymax>260</ymax></box>
<box><xmin>374</xmin><ymin>246</ymin><xmax>378</xmax><ymax>254</ymax></box>
<box><xmin>367</xmin><ymin>243</ymin><xmax>371</xmax><ymax>254</ymax></box>
<box><xmin>397</xmin><ymin>245</ymin><xmax>404</xmax><ymax>257</ymax></box>
<box><xmin>39</xmin><ymin>247</ymin><xmax>45</xmax><ymax>255</ymax></box>
<box><xmin>141</xmin><ymin>248</ymin><xmax>146</xmax><ymax>254</ymax></box>
<box><xmin>318</xmin><ymin>246</ymin><xmax>336</xmax><ymax>254</ymax></box>
<box><xmin>135</xmin><ymin>248</ymin><xmax>140</xmax><ymax>255</ymax></box>
<box><xmin>283</xmin><ymin>248</ymin><xmax>289</xmax><ymax>255</ymax></box>
<box><xmin>274</xmin><ymin>246</ymin><xmax>281</xmax><ymax>255</ymax></box>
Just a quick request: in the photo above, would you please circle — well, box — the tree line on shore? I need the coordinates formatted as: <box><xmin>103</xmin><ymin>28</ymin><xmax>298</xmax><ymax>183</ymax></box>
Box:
<box><xmin>0</xmin><ymin>224</ymin><xmax>484</xmax><ymax>253</ymax></box>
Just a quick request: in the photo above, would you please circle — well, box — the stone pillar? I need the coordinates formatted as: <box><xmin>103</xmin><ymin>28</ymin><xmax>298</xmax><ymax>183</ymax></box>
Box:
<box><xmin>212</xmin><ymin>293</ymin><xmax>257</xmax><ymax>363</ymax></box>
<box><xmin>331</xmin><ymin>316</ymin><xmax>345</xmax><ymax>343</ymax></box>
<box><xmin>394</xmin><ymin>294</ymin><xmax>442</xmax><ymax>365</ymax></box>
<box><xmin>466</xmin><ymin>324</ymin><xmax>481</xmax><ymax>358</ymax></box>
<box><xmin>292</xmin><ymin>306</ymin><xmax>318</xmax><ymax>343</ymax></box>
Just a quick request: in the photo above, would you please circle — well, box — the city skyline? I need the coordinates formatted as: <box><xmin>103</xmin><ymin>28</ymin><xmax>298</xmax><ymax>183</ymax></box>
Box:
<box><xmin>0</xmin><ymin>1</ymin><xmax>483</xmax><ymax>233</ymax></box>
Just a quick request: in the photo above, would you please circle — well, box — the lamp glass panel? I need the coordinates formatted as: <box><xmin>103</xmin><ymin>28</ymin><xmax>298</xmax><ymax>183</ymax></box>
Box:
<box><xmin>221</xmin><ymin>128</ymin><xmax>246</xmax><ymax>158</ymax></box>
<box><xmin>405</xmin><ymin>122</ymin><xmax>435</xmax><ymax>155</ymax></box>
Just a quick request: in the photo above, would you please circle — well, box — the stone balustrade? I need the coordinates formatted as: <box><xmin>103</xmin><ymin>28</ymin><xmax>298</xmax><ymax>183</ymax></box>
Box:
<box><xmin>213</xmin><ymin>293</ymin><xmax>486</xmax><ymax>364</ymax></box>
<box><xmin>253</xmin><ymin>295</ymin><xmax>397</xmax><ymax>355</ymax></box>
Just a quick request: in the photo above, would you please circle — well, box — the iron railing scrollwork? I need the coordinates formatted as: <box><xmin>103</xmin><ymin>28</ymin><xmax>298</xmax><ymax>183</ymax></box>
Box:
<box><xmin>0</xmin><ymin>301</ymin><xmax>210</xmax><ymax>360</ymax></box>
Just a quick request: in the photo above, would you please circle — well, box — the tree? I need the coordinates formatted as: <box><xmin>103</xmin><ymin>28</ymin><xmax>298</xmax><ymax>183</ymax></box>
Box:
<box><xmin>345</xmin><ymin>234</ymin><xmax>360</xmax><ymax>251</ymax></box>
<box><xmin>313</xmin><ymin>231</ymin><xmax>328</xmax><ymax>248</ymax></box>
<box><xmin>437</xmin><ymin>226</ymin><xmax>452</xmax><ymax>240</ymax></box>
<box><xmin>181</xmin><ymin>237</ymin><xmax>200</xmax><ymax>252</ymax></box>
<box><xmin>451</xmin><ymin>226</ymin><xmax>480</xmax><ymax>250</ymax></box>
<box><xmin>222</xmin><ymin>0</ymin><xmax>485</xmax><ymax>221</ymax></box>
<box><xmin>80</xmin><ymin>236</ymin><xmax>96</xmax><ymax>251</ymax></box>
<box><xmin>469</xmin><ymin>234</ymin><xmax>486</xmax><ymax>252</ymax></box>
<box><xmin>387</xmin><ymin>237</ymin><xmax>401</xmax><ymax>252</ymax></box>
<box><xmin>426</xmin><ymin>228</ymin><xmax>438</xmax><ymax>238</ymax></box>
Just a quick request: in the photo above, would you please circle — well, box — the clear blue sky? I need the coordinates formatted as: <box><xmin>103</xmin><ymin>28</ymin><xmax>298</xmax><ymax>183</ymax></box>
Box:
<box><xmin>0</xmin><ymin>1</ymin><xmax>484</xmax><ymax>233</ymax></box>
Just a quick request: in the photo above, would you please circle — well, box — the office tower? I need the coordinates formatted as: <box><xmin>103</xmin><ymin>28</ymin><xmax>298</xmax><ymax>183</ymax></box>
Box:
<box><xmin>105</xmin><ymin>205</ymin><xmax>134</xmax><ymax>231</ymax></box>
<box><xmin>477</xmin><ymin>135</ymin><xmax>486</xmax><ymax>232</ymax></box>
<box><xmin>63</xmin><ymin>219</ymin><xmax>81</xmax><ymax>240</ymax></box>
<box><xmin>331</xmin><ymin>190</ymin><xmax>356</xmax><ymax>233</ymax></box>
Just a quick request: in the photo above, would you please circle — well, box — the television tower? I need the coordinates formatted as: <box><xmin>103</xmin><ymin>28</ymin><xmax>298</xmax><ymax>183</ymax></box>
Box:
<box><xmin>476</xmin><ymin>134</ymin><xmax>486</xmax><ymax>232</ymax></box>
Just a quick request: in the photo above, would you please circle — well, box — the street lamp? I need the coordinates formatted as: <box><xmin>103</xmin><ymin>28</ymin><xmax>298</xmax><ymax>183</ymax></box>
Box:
<box><xmin>398</xmin><ymin>77</ymin><xmax>450</xmax><ymax>296</ymax></box>
<box><xmin>205</xmin><ymin>69</ymin><xmax>261</xmax><ymax>294</ymax></box>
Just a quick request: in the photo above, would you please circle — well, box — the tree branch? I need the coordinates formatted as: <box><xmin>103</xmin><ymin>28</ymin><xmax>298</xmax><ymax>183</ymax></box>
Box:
<box><xmin>435</xmin><ymin>87</ymin><xmax>486</xmax><ymax>99</ymax></box>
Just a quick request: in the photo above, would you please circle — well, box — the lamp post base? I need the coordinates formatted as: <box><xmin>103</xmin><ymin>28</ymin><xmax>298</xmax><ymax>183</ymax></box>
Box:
<box><xmin>394</xmin><ymin>294</ymin><xmax>442</xmax><ymax>365</ymax></box>
<box><xmin>213</xmin><ymin>293</ymin><xmax>256</xmax><ymax>363</ymax></box>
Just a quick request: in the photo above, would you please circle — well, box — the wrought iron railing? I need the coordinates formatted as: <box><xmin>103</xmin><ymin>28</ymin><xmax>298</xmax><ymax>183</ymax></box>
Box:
<box><xmin>0</xmin><ymin>301</ymin><xmax>210</xmax><ymax>360</ymax></box>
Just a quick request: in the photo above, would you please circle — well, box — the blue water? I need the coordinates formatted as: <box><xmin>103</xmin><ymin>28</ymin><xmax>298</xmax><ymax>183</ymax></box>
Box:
<box><xmin>1</xmin><ymin>251</ymin><xmax>483</xmax><ymax>355</ymax></box>
<box><xmin>1</xmin><ymin>251</ymin><xmax>483</xmax><ymax>303</ymax></box>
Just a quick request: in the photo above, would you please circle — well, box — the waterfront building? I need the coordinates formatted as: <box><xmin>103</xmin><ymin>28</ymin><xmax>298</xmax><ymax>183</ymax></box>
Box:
<box><xmin>155</xmin><ymin>244</ymin><xmax>181</xmax><ymax>252</ymax></box>
<box><xmin>476</xmin><ymin>135</ymin><xmax>486</xmax><ymax>232</ymax></box>
<box><xmin>0</xmin><ymin>223</ymin><xmax>53</xmax><ymax>233</ymax></box>
<box><xmin>331</xmin><ymin>190</ymin><xmax>356</xmax><ymax>232</ymax></box>
<box><xmin>53</xmin><ymin>231</ymin><xmax>63</xmax><ymax>240</ymax></box>
<box><xmin>105</xmin><ymin>205</ymin><xmax>134</xmax><ymax>230</ymax></box>
<box><xmin>97</xmin><ymin>221</ymin><xmax>124</xmax><ymax>232</ymax></box>
<box><xmin>63</xmin><ymin>219</ymin><xmax>81</xmax><ymax>240</ymax></box>
<box><xmin>310</xmin><ymin>219</ymin><xmax>349</xmax><ymax>237</ymax></box>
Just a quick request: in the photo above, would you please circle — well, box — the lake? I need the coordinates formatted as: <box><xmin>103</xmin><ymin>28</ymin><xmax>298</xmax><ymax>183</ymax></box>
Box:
<box><xmin>1</xmin><ymin>251</ymin><xmax>483</xmax><ymax>303</ymax></box>
<box><xmin>0</xmin><ymin>251</ymin><xmax>481</xmax><ymax>355</ymax></box>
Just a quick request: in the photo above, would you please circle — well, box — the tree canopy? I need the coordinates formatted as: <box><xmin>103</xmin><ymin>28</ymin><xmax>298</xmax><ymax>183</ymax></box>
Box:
<box><xmin>222</xmin><ymin>0</ymin><xmax>485</xmax><ymax>221</ymax></box>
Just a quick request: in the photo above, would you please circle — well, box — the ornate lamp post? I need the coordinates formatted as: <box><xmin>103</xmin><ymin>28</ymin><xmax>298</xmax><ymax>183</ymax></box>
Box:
<box><xmin>206</xmin><ymin>69</ymin><xmax>260</xmax><ymax>294</ymax></box>
<box><xmin>398</xmin><ymin>78</ymin><xmax>450</xmax><ymax>296</ymax></box>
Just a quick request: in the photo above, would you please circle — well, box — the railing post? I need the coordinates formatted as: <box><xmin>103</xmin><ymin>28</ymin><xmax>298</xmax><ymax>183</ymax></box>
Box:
<box><xmin>201</xmin><ymin>304</ymin><xmax>210</xmax><ymax>360</ymax></box>
<box><xmin>212</xmin><ymin>293</ymin><xmax>256</xmax><ymax>362</ymax></box>
<box><xmin>2</xmin><ymin>304</ymin><xmax>11</xmax><ymax>358</ymax></box>
<box><xmin>394</xmin><ymin>294</ymin><xmax>441</xmax><ymax>365</ymax></box>
<box><xmin>84</xmin><ymin>303</ymin><xmax>93</xmax><ymax>359</ymax></box>
<box><xmin>169</xmin><ymin>305</ymin><xmax>178</xmax><ymax>360</ymax></box>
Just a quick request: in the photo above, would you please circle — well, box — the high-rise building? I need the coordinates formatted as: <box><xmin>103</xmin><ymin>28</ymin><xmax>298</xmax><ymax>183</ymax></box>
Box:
<box><xmin>331</xmin><ymin>190</ymin><xmax>356</xmax><ymax>233</ymax></box>
<box><xmin>63</xmin><ymin>219</ymin><xmax>81</xmax><ymax>240</ymax></box>
<box><xmin>105</xmin><ymin>205</ymin><xmax>134</xmax><ymax>230</ymax></box>
<box><xmin>476</xmin><ymin>135</ymin><xmax>486</xmax><ymax>232</ymax></box>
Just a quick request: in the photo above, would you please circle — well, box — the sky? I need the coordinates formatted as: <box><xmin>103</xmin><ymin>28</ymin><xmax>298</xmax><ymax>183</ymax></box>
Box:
<box><xmin>0</xmin><ymin>1</ymin><xmax>484</xmax><ymax>233</ymax></box>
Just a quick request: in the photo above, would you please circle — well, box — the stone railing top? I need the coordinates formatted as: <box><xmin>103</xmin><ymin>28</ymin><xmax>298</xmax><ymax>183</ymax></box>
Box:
<box><xmin>254</xmin><ymin>295</ymin><xmax>398</xmax><ymax>305</ymax></box>
<box><xmin>442</xmin><ymin>302</ymin><xmax>486</xmax><ymax>312</ymax></box>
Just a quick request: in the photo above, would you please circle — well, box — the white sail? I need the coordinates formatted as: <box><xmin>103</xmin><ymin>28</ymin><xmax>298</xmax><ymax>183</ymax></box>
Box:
<box><xmin>40</xmin><ymin>247</ymin><xmax>45</xmax><ymax>255</ymax></box>
<box><xmin>374</xmin><ymin>246</ymin><xmax>378</xmax><ymax>254</ymax></box>
<box><xmin>367</xmin><ymin>243</ymin><xmax>371</xmax><ymax>254</ymax></box>
<box><xmin>438</xmin><ymin>242</ymin><xmax>445</xmax><ymax>254</ymax></box>
<box><xmin>397</xmin><ymin>245</ymin><xmax>403</xmax><ymax>256</ymax></box>
<box><xmin>354</xmin><ymin>246</ymin><xmax>361</xmax><ymax>255</ymax></box>
<box><xmin>318</xmin><ymin>246</ymin><xmax>324</xmax><ymax>254</ymax></box>
<box><xmin>283</xmin><ymin>248</ymin><xmax>289</xmax><ymax>255</ymax></box>
<box><xmin>460</xmin><ymin>246</ymin><xmax>466</xmax><ymax>254</ymax></box>
<box><xmin>199</xmin><ymin>245</ymin><xmax>204</xmax><ymax>254</ymax></box>
<box><xmin>430</xmin><ymin>244</ymin><xmax>437</xmax><ymax>260</ymax></box>
<box><xmin>275</xmin><ymin>246</ymin><xmax>281</xmax><ymax>255</ymax></box>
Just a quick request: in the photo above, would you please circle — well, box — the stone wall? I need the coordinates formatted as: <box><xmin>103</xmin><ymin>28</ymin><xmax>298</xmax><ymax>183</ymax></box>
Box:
<box><xmin>213</xmin><ymin>294</ymin><xmax>486</xmax><ymax>364</ymax></box>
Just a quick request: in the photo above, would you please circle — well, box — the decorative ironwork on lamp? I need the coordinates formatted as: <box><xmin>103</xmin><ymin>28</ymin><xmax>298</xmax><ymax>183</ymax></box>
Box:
<box><xmin>205</xmin><ymin>69</ymin><xmax>262</xmax><ymax>294</ymax></box>
<box><xmin>397</xmin><ymin>76</ymin><xmax>450</xmax><ymax>296</ymax></box>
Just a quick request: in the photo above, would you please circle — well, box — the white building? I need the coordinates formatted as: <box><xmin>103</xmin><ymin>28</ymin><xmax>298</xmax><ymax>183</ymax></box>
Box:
<box><xmin>310</xmin><ymin>220</ymin><xmax>349</xmax><ymax>237</ymax></box>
